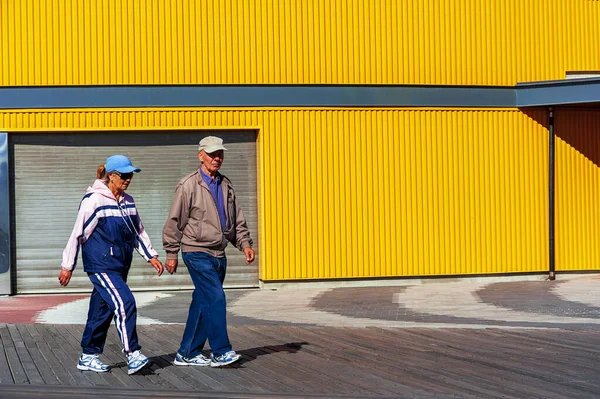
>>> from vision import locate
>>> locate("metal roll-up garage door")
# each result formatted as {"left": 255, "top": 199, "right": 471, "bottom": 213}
{"left": 10, "top": 131, "right": 259, "bottom": 294}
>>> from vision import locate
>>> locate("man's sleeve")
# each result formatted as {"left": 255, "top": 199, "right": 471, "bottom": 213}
{"left": 233, "top": 195, "right": 253, "bottom": 251}
{"left": 162, "top": 184, "right": 189, "bottom": 260}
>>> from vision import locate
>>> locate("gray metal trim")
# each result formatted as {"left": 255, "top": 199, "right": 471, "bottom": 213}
{"left": 0, "top": 80, "right": 599, "bottom": 110}
{"left": 517, "top": 76, "right": 600, "bottom": 87}
{"left": 0, "top": 85, "right": 516, "bottom": 109}
{"left": 0, "top": 133, "right": 10, "bottom": 294}
{"left": 516, "top": 78, "right": 600, "bottom": 107}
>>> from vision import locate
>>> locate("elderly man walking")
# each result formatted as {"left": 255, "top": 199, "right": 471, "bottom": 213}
{"left": 163, "top": 136, "right": 255, "bottom": 368}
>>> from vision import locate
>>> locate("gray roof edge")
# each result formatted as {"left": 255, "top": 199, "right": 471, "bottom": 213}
{"left": 517, "top": 77, "right": 600, "bottom": 88}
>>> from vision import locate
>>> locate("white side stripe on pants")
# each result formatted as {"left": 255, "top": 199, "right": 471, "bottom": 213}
{"left": 95, "top": 273, "right": 130, "bottom": 353}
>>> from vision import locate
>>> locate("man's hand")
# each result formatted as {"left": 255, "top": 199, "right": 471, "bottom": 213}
{"left": 149, "top": 257, "right": 164, "bottom": 276}
{"left": 165, "top": 259, "right": 178, "bottom": 274}
{"left": 243, "top": 247, "right": 255, "bottom": 264}
{"left": 58, "top": 269, "right": 72, "bottom": 287}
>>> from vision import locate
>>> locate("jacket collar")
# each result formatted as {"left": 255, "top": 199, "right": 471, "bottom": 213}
{"left": 196, "top": 169, "right": 230, "bottom": 191}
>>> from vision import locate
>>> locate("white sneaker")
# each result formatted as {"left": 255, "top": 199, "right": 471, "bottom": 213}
{"left": 127, "top": 350, "right": 150, "bottom": 375}
{"left": 173, "top": 352, "right": 211, "bottom": 366}
{"left": 210, "top": 350, "right": 241, "bottom": 367}
{"left": 77, "top": 353, "right": 110, "bottom": 372}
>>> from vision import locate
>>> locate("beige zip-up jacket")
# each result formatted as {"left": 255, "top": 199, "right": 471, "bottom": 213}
{"left": 162, "top": 170, "right": 253, "bottom": 260}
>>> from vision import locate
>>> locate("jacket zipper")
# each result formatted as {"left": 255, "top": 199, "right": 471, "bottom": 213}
{"left": 202, "top": 184, "right": 225, "bottom": 237}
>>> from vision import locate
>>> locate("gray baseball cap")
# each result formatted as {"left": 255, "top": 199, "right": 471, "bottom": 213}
{"left": 198, "top": 136, "right": 228, "bottom": 153}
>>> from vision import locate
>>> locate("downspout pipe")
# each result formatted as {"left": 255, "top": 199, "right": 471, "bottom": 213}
{"left": 548, "top": 108, "right": 556, "bottom": 281}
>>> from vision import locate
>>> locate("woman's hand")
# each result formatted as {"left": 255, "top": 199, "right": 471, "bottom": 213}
{"left": 149, "top": 257, "right": 164, "bottom": 276}
{"left": 58, "top": 269, "right": 72, "bottom": 286}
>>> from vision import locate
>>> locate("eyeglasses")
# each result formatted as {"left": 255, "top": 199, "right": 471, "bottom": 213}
{"left": 113, "top": 171, "right": 134, "bottom": 180}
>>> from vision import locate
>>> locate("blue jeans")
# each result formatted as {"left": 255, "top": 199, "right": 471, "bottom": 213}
{"left": 179, "top": 252, "right": 232, "bottom": 358}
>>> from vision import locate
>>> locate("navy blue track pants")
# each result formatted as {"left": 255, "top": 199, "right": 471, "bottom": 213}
{"left": 81, "top": 272, "right": 141, "bottom": 355}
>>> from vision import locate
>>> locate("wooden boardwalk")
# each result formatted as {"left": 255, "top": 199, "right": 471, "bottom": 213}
{"left": 0, "top": 323, "right": 599, "bottom": 398}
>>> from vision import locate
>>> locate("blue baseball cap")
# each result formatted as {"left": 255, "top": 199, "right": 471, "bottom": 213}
{"left": 105, "top": 155, "right": 141, "bottom": 174}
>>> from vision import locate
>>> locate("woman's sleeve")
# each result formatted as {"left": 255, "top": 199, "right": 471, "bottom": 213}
{"left": 61, "top": 195, "right": 97, "bottom": 271}
{"left": 135, "top": 213, "right": 159, "bottom": 261}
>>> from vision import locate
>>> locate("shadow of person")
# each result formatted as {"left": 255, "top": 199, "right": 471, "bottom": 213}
{"left": 235, "top": 342, "right": 309, "bottom": 367}
{"left": 153, "top": 342, "right": 309, "bottom": 369}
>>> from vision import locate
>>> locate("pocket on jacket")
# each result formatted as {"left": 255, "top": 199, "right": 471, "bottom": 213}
{"left": 189, "top": 220, "right": 205, "bottom": 242}
{"left": 111, "top": 246, "right": 123, "bottom": 260}
{"left": 101, "top": 246, "right": 123, "bottom": 260}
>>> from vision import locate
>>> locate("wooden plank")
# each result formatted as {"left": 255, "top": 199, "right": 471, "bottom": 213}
{"left": 44, "top": 325, "right": 94, "bottom": 387}
{"left": 415, "top": 329, "right": 600, "bottom": 398}
{"left": 0, "top": 325, "right": 14, "bottom": 349}
{"left": 3, "top": 347, "right": 28, "bottom": 384}
{"left": 0, "top": 383, "right": 397, "bottom": 398}
{"left": 287, "top": 326, "right": 442, "bottom": 397}
{"left": 127, "top": 325, "right": 205, "bottom": 391}
{"left": 135, "top": 324, "right": 212, "bottom": 391}
{"left": 302, "top": 326, "right": 513, "bottom": 398}
{"left": 156, "top": 323, "right": 233, "bottom": 391}
{"left": 104, "top": 323, "right": 176, "bottom": 391}
{"left": 7, "top": 324, "right": 45, "bottom": 385}
{"left": 0, "top": 325, "right": 15, "bottom": 384}
{"left": 361, "top": 327, "right": 549, "bottom": 398}
{"left": 53, "top": 325, "right": 113, "bottom": 387}
{"left": 170, "top": 329, "right": 275, "bottom": 396}
{"left": 280, "top": 326, "right": 432, "bottom": 396}
{"left": 67, "top": 323, "right": 141, "bottom": 389}
{"left": 336, "top": 327, "right": 519, "bottom": 398}
{"left": 16, "top": 324, "right": 60, "bottom": 385}
{"left": 228, "top": 325, "right": 330, "bottom": 394}
{"left": 294, "top": 326, "right": 518, "bottom": 398}
{"left": 338, "top": 328, "right": 502, "bottom": 393}
{"left": 153, "top": 324, "right": 238, "bottom": 392}
{"left": 28, "top": 325, "right": 78, "bottom": 386}
{"left": 225, "top": 326, "right": 311, "bottom": 394}
{"left": 361, "top": 328, "right": 503, "bottom": 396}
{"left": 372, "top": 328, "right": 592, "bottom": 398}
{"left": 3, "top": 322, "right": 600, "bottom": 398}
{"left": 241, "top": 325, "right": 390, "bottom": 396}
{"left": 125, "top": 325, "right": 179, "bottom": 391}
{"left": 2, "top": 325, "right": 29, "bottom": 385}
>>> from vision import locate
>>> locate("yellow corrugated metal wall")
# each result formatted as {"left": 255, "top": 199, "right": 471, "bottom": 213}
{"left": 0, "top": 108, "right": 550, "bottom": 279}
{"left": 555, "top": 109, "right": 600, "bottom": 271}
{"left": 1, "top": 0, "right": 598, "bottom": 86}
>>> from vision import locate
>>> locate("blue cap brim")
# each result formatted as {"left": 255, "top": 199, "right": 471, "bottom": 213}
{"left": 113, "top": 166, "right": 141, "bottom": 173}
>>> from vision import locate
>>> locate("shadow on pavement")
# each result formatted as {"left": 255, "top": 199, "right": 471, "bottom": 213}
{"left": 146, "top": 342, "right": 309, "bottom": 370}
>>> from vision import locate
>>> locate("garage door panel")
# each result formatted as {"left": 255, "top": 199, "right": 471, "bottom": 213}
{"left": 12, "top": 131, "right": 259, "bottom": 293}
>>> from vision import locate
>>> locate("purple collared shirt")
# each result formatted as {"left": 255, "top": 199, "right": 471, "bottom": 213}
{"left": 200, "top": 169, "right": 227, "bottom": 231}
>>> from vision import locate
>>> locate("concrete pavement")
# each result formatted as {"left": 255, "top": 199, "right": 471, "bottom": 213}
{"left": 4, "top": 273, "right": 600, "bottom": 329}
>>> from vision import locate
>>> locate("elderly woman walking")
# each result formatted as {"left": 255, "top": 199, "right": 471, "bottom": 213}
{"left": 58, "top": 155, "right": 164, "bottom": 375}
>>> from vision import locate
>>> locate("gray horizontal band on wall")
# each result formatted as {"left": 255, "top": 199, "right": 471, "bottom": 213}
{"left": 0, "top": 85, "right": 516, "bottom": 109}
{"left": 1, "top": 79, "right": 599, "bottom": 109}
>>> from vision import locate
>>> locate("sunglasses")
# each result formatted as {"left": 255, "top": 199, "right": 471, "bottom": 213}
{"left": 205, "top": 150, "right": 224, "bottom": 159}
{"left": 113, "top": 171, "right": 134, "bottom": 180}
